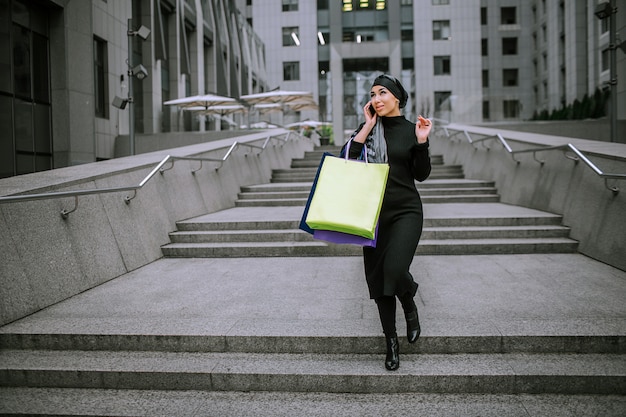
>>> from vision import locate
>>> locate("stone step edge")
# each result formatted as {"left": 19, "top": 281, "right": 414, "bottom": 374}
{"left": 2, "top": 350, "right": 624, "bottom": 394}
{"left": 1, "top": 334, "right": 623, "bottom": 354}
{"left": 162, "top": 237, "right": 578, "bottom": 248}
{"left": 3, "top": 389, "right": 624, "bottom": 417}
{"left": 176, "top": 217, "right": 566, "bottom": 231}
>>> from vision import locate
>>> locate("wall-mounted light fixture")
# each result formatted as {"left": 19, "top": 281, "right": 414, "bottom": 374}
{"left": 112, "top": 96, "right": 128, "bottom": 110}
{"left": 593, "top": 0, "right": 619, "bottom": 143}
{"left": 594, "top": 2, "right": 612, "bottom": 19}
{"left": 113, "top": 19, "right": 151, "bottom": 156}
{"left": 131, "top": 64, "right": 149, "bottom": 81}
{"left": 291, "top": 32, "right": 300, "bottom": 46}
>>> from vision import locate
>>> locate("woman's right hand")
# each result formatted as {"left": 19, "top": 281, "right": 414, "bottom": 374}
{"left": 364, "top": 102, "right": 377, "bottom": 126}
{"left": 353, "top": 102, "right": 377, "bottom": 144}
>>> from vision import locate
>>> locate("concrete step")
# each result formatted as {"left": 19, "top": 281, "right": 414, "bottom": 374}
{"left": 271, "top": 172, "right": 465, "bottom": 182}
{"left": 173, "top": 205, "right": 570, "bottom": 231}
{"left": 234, "top": 194, "right": 501, "bottom": 207}
{"left": 293, "top": 156, "right": 446, "bottom": 167}
{"left": 161, "top": 237, "right": 578, "bottom": 257}
{"left": 168, "top": 225, "right": 572, "bottom": 244}
{"left": 271, "top": 166, "right": 463, "bottom": 181}
{"left": 4, "top": 323, "right": 621, "bottom": 355}
{"left": 241, "top": 179, "right": 497, "bottom": 193}
{"left": 3, "top": 388, "right": 625, "bottom": 417}
{"left": 1, "top": 349, "right": 623, "bottom": 395}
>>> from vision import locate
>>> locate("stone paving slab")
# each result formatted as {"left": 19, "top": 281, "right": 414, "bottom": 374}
{"left": 1, "top": 254, "right": 624, "bottom": 340}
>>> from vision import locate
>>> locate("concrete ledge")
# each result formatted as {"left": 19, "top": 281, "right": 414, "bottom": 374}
{"left": 431, "top": 123, "right": 626, "bottom": 271}
{"left": 0, "top": 130, "right": 313, "bottom": 326}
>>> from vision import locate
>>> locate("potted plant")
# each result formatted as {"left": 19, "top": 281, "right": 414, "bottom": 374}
{"left": 317, "top": 124, "right": 333, "bottom": 146}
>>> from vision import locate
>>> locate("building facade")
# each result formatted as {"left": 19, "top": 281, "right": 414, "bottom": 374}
{"left": 244, "top": 0, "right": 624, "bottom": 140}
{"left": 0, "top": 0, "right": 268, "bottom": 178}
{"left": 1, "top": 0, "right": 623, "bottom": 179}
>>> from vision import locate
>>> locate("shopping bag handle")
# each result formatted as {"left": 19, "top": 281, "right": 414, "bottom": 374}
{"left": 344, "top": 139, "right": 368, "bottom": 164}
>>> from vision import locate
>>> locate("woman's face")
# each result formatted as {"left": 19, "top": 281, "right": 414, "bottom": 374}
{"left": 370, "top": 85, "right": 401, "bottom": 117}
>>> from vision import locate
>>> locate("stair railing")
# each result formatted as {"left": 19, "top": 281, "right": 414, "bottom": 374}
{"left": 437, "top": 125, "right": 626, "bottom": 195}
{"left": 0, "top": 131, "right": 302, "bottom": 218}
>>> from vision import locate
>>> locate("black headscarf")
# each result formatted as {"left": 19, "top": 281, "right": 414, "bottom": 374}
{"left": 372, "top": 74, "right": 408, "bottom": 108}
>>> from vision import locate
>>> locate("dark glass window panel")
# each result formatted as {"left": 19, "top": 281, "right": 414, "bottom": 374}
{"left": 34, "top": 102, "right": 50, "bottom": 153}
{"left": 502, "top": 37, "right": 517, "bottom": 55}
{"left": 94, "top": 37, "right": 107, "bottom": 118}
{"left": 12, "top": 0, "right": 28, "bottom": 27}
{"left": 0, "top": 95, "right": 14, "bottom": 178}
{"left": 0, "top": 0, "right": 10, "bottom": 93}
{"left": 32, "top": 32, "right": 49, "bottom": 103}
{"left": 15, "top": 152, "right": 32, "bottom": 176}
{"left": 13, "top": 24, "right": 31, "bottom": 98}
{"left": 14, "top": 98, "right": 32, "bottom": 155}
{"left": 35, "top": 154, "right": 51, "bottom": 172}
{"left": 501, "top": 7, "right": 516, "bottom": 24}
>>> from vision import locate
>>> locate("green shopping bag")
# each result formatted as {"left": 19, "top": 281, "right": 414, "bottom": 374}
{"left": 305, "top": 142, "right": 389, "bottom": 240}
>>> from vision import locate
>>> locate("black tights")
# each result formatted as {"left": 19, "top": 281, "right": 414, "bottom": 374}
{"left": 375, "top": 292, "right": 417, "bottom": 337}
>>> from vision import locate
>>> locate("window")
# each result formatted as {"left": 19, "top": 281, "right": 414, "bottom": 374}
{"left": 283, "top": 61, "right": 300, "bottom": 81}
{"left": 282, "top": 27, "right": 300, "bottom": 46}
{"left": 482, "top": 100, "right": 490, "bottom": 120}
{"left": 601, "top": 17, "right": 609, "bottom": 33}
{"left": 432, "top": 20, "right": 450, "bottom": 40}
{"left": 401, "top": 28, "right": 413, "bottom": 41}
{"left": 502, "top": 37, "right": 517, "bottom": 55}
{"left": 401, "top": 0, "right": 412, "bottom": 5}
{"left": 481, "top": 38, "right": 488, "bottom": 56}
{"left": 432, "top": 0, "right": 449, "bottom": 4}
{"left": 317, "top": 0, "right": 329, "bottom": 10}
{"left": 482, "top": 70, "right": 489, "bottom": 87}
{"left": 434, "top": 56, "right": 450, "bottom": 75}
{"left": 93, "top": 37, "right": 108, "bottom": 118}
{"left": 503, "top": 69, "right": 518, "bottom": 86}
{"left": 282, "top": 0, "right": 298, "bottom": 12}
{"left": 434, "top": 91, "right": 451, "bottom": 112}
{"left": 503, "top": 100, "right": 520, "bottom": 118}
{"left": 343, "top": 0, "right": 386, "bottom": 11}
{"left": 501, "top": 7, "right": 516, "bottom": 24}
{"left": 601, "top": 48, "right": 609, "bottom": 71}
{"left": 481, "top": 7, "right": 487, "bottom": 25}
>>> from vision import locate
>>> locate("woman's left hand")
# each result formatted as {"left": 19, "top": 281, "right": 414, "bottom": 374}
{"left": 416, "top": 115, "right": 432, "bottom": 144}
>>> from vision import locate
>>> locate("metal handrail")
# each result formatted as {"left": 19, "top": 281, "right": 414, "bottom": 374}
{"left": 438, "top": 126, "right": 626, "bottom": 195}
{"left": 0, "top": 131, "right": 300, "bottom": 217}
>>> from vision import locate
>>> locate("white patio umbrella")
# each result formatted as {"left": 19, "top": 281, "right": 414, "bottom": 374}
{"left": 285, "top": 120, "right": 330, "bottom": 129}
{"left": 240, "top": 90, "right": 314, "bottom": 106}
{"left": 163, "top": 93, "right": 238, "bottom": 109}
{"left": 183, "top": 104, "right": 247, "bottom": 116}
{"left": 253, "top": 103, "right": 283, "bottom": 115}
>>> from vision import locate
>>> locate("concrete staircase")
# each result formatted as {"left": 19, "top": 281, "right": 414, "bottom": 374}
{"left": 2, "top": 147, "right": 622, "bottom": 416}
{"left": 161, "top": 147, "right": 578, "bottom": 258}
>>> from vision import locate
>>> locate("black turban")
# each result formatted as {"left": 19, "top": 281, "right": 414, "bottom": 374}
{"left": 372, "top": 74, "right": 408, "bottom": 108}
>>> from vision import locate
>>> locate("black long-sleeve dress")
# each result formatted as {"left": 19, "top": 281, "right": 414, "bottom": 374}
{"left": 346, "top": 115, "right": 431, "bottom": 299}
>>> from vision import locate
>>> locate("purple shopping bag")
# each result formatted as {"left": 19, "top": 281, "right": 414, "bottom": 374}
{"left": 313, "top": 224, "right": 378, "bottom": 247}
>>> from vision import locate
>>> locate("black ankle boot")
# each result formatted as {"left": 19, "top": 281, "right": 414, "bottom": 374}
{"left": 405, "top": 310, "right": 421, "bottom": 344}
{"left": 384, "top": 335, "right": 400, "bottom": 371}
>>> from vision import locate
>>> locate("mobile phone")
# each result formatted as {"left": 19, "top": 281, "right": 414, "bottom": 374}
{"left": 368, "top": 103, "right": 376, "bottom": 116}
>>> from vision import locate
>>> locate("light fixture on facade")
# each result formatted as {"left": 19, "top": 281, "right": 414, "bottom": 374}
{"left": 112, "top": 96, "right": 128, "bottom": 110}
{"left": 594, "top": 2, "right": 612, "bottom": 20}
{"left": 133, "top": 25, "right": 151, "bottom": 40}
{"left": 593, "top": 0, "right": 618, "bottom": 143}
{"left": 124, "top": 20, "right": 151, "bottom": 156}
{"left": 131, "top": 64, "right": 149, "bottom": 80}
{"left": 317, "top": 31, "right": 325, "bottom": 45}
{"left": 291, "top": 32, "right": 300, "bottom": 46}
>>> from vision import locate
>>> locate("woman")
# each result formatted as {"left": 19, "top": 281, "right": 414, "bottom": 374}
{"left": 343, "top": 74, "right": 432, "bottom": 371}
